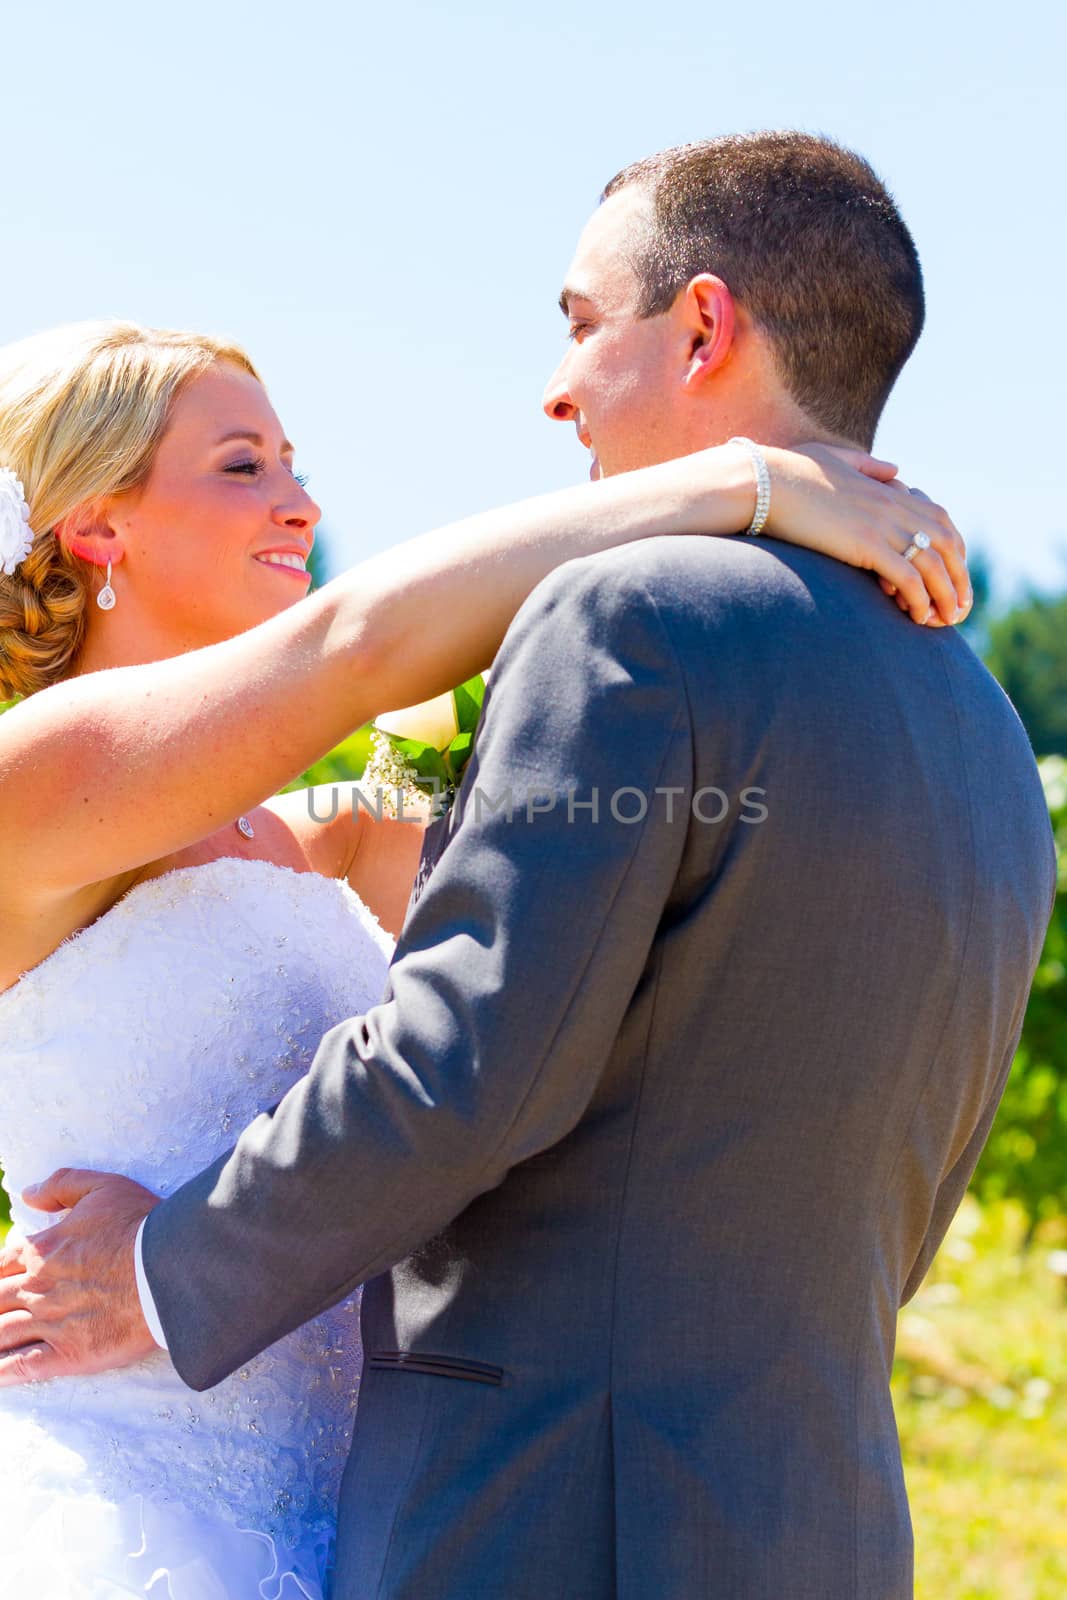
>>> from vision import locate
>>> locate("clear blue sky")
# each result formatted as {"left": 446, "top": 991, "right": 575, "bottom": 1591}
{"left": 2, "top": 0, "right": 1064, "bottom": 599}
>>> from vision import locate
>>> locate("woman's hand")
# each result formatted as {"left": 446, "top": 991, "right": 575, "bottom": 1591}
{"left": 762, "top": 442, "right": 971, "bottom": 626}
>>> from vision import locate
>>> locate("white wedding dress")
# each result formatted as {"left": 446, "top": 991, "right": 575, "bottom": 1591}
{"left": 0, "top": 856, "right": 395, "bottom": 1599}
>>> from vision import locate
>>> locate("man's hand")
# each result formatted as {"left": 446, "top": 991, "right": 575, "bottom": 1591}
{"left": 0, "top": 1169, "right": 161, "bottom": 1386}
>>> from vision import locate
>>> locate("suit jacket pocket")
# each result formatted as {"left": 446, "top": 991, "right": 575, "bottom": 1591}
{"left": 368, "top": 1350, "right": 507, "bottom": 1386}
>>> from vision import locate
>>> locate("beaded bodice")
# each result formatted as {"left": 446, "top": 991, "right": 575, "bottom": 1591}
{"left": 0, "top": 856, "right": 393, "bottom": 1551}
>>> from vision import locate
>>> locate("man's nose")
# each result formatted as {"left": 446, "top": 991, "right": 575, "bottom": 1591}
{"left": 542, "top": 362, "right": 577, "bottom": 423}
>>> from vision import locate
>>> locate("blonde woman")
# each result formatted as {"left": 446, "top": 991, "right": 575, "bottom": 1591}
{"left": 0, "top": 322, "right": 966, "bottom": 1596}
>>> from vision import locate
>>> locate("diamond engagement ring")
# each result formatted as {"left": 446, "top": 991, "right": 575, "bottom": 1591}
{"left": 903, "top": 531, "right": 931, "bottom": 563}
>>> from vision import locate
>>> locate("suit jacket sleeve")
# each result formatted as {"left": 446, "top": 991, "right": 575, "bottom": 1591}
{"left": 143, "top": 554, "right": 694, "bottom": 1390}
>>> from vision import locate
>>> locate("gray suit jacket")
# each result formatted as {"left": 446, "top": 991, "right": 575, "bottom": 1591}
{"left": 144, "top": 536, "right": 1056, "bottom": 1599}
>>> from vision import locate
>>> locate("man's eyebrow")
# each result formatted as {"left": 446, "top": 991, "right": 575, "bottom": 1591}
{"left": 215, "top": 429, "right": 296, "bottom": 454}
{"left": 558, "top": 285, "right": 594, "bottom": 315}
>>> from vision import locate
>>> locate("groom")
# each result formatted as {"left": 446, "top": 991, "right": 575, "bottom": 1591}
{"left": 1, "top": 134, "right": 1056, "bottom": 1597}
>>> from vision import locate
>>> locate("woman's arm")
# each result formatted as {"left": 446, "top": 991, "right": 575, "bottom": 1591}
{"left": 0, "top": 440, "right": 966, "bottom": 899}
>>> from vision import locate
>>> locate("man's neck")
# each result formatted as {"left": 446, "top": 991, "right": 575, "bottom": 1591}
{"left": 708, "top": 414, "right": 859, "bottom": 456}
{"left": 696, "top": 385, "right": 863, "bottom": 455}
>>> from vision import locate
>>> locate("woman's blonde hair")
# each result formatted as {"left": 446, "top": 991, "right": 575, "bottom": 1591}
{"left": 0, "top": 320, "right": 260, "bottom": 701}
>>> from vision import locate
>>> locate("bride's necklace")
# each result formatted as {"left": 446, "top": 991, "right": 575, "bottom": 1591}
{"left": 236, "top": 816, "right": 255, "bottom": 839}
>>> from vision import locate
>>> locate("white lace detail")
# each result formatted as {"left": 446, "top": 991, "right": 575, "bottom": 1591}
{"left": 0, "top": 856, "right": 394, "bottom": 1596}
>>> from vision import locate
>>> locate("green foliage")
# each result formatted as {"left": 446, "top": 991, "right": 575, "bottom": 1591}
{"left": 984, "top": 591, "right": 1067, "bottom": 758}
{"left": 452, "top": 675, "right": 486, "bottom": 733}
{"left": 387, "top": 674, "right": 485, "bottom": 798}
{"left": 956, "top": 547, "right": 996, "bottom": 656}
{"left": 306, "top": 526, "right": 333, "bottom": 594}
{"left": 392, "top": 733, "right": 451, "bottom": 791}
{"left": 973, "top": 759, "right": 1067, "bottom": 1224}
{"left": 895, "top": 1198, "right": 1067, "bottom": 1598}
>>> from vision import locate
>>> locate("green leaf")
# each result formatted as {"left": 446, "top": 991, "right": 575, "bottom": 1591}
{"left": 453, "top": 675, "right": 486, "bottom": 734}
{"left": 406, "top": 744, "right": 450, "bottom": 785}
{"left": 393, "top": 735, "right": 433, "bottom": 761}
{"left": 972, "top": 756, "right": 1067, "bottom": 1223}
{"left": 442, "top": 729, "right": 476, "bottom": 789}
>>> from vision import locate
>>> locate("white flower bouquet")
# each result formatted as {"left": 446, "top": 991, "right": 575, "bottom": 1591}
{"left": 363, "top": 675, "right": 486, "bottom": 817}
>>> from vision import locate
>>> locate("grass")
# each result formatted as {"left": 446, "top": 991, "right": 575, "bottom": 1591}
{"left": 2, "top": 1197, "right": 1065, "bottom": 1594}
{"left": 895, "top": 1198, "right": 1067, "bottom": 1597}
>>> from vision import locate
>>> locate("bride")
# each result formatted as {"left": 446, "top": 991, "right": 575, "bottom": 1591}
{"left": 0, "top": 320, "right": 967, "bottom": 1597}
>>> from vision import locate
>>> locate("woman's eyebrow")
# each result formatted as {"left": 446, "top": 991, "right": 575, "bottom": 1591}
{"left": 214, "top": 429, "right": 295, "bottom": 454}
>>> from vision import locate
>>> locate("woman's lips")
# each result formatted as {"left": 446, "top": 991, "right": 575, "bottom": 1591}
{"left": 253, "top": 555, "right": 312, "bottom": 583}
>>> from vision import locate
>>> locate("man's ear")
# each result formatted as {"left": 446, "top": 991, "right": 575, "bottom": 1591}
{"left": 680, "top": 274, "right": 737, "bottom": 391}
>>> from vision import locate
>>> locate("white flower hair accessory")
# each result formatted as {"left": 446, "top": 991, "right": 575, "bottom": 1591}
{"left": 0, "top": 468, "right": 36, "bottom": 577}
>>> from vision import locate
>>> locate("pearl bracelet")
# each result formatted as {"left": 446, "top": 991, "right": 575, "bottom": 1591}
{"left": 728, "top": 436, "right": 772, "bottom": 536}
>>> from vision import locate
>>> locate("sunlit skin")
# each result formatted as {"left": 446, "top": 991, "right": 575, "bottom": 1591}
{"left": 542, "top": 185, "right": 848, "bottom": 480}
{"left": 65, "top": 363, "right": 322, "bottom": 676}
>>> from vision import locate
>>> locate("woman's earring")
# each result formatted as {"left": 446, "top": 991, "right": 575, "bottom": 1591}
{"left": 96, "top": 559, "right": 117, "bottom": 611}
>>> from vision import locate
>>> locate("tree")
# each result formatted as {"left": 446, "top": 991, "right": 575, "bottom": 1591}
{"left": 956, "top": 548, "right": 995, "bottom": 657}
{"left": 306, "top": 524, "right": 333, "bottom": 593}
{"left": 984, "top": 591, "right": 1067, "bottom": 758}
{"left": 971, "top": 758, "right": 1067, "bottom": 1227}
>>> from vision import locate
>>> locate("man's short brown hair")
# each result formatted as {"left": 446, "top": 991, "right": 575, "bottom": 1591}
{"left": 603, "top": 132, "right": 924, "bottom": 448}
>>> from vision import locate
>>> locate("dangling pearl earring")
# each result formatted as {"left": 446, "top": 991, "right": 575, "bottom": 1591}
{"left": 96, "top": 559, "right": 117, "bottom": 611}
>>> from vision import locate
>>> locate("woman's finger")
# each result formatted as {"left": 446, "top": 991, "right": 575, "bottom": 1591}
{"left": 859, "top": 510, "right": 949, "bottom": 623}
{"left": 854, "top": 453, "right": 899, "bottom": 483}
{"left": 890, "top": 482, "right": 971, "bottom": 616}
{"left": 815, "top": 442, "right": 899, "bottom": 482}
{"left": 913, "top": 541, "right": 959, "bottom": 624}
{"left": 906, "top": 485, "right": 970, "bottom": 608}
{"left": 880, "top": 552, "right": 935, "bottom": 624}
{"left": 784, "top": 444, "right": 971, "bottom": 626}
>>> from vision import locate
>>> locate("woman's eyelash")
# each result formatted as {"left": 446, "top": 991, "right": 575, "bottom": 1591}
{"left": 224, "top": 458, "right": 309, "bottom": 488}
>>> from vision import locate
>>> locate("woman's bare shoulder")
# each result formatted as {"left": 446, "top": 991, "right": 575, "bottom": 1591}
{"left": 265, "top": 784, "right": 428, "bottom": 938}
{"left": 261, "top": 785, "right": 360, "bottom": 880}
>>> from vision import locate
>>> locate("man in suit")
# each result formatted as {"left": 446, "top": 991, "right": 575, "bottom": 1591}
{"left": 2, "top": 133, "right": 1057, "bottom": 1597}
